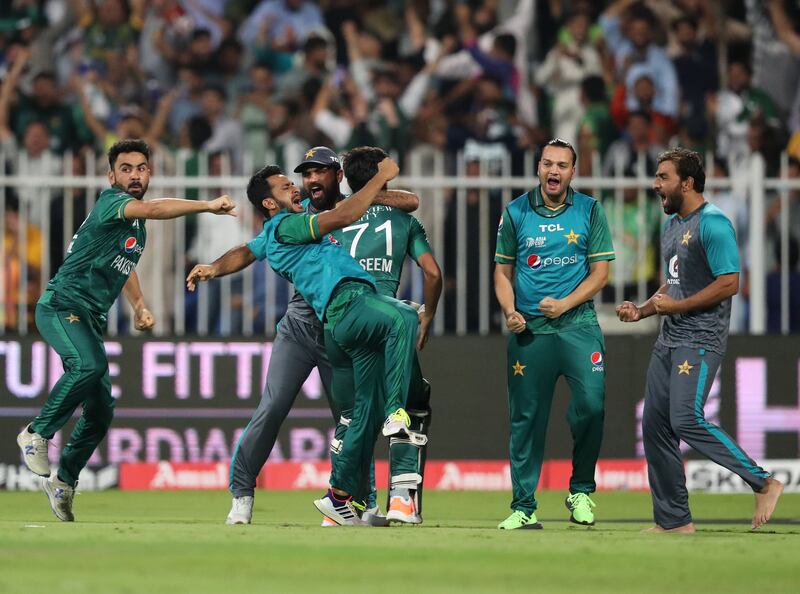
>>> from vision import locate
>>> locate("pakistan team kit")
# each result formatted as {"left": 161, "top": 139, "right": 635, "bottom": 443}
{"left": 644, "top": 203, "right": 770, "bottom": 528}
{"left": 494, "top": 187, "right": 615, "bottom": 528}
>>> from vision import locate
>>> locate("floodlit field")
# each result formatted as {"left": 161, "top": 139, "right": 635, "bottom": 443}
{"left": 1, "top": 490, "right": 798, "bottom": 594}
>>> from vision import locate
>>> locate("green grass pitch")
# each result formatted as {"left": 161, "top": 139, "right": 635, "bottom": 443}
{"left": 1, "top": 489, "right": 798, "bottom": 593}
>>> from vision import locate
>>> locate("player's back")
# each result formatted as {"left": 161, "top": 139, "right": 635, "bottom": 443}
{"left": 332, "top": 204, "right": 431, "bottom": 298}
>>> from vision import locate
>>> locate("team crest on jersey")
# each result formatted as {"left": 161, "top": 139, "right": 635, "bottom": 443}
{"left": 591, "top": 351, "right": 604, "bottom": 372}
{"left": 123, "top": 237, "right": 137, "bottom": 253}
{"left": 327, "top": 234, "right": 340, "bottom": 246}
{"left": 498, "top": 215, "right": 504, "bottom": 231}
{"left": 527, "top": 254, "right": 542, "bottom": 269}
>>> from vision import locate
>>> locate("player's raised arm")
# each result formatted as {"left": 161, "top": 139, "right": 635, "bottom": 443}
{"left": 187, "top": 244, "right": 257, "bottom": 291}
{"left": 374, "top": 189, "right": 419, "bottom": 213}
{"left": 316, "top": 157, "right": 399, "bottom": 235}
{"left": 124, "top": 194, "right": 236, "bottom": 220}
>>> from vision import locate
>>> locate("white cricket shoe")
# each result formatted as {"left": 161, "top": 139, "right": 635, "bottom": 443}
{"left": 387, "top": 494, "right": 422, "bottom": 525}
{"left": 362, "top": 506, "right": 389, "bottom": 527}
{"left": 313, "top": 491, "right": 364, "bottom": 526}
{"left": 17, "top": 425, "right": 50, "bottom": 477}
{"left": 382, "top": 408, "right": 411, "bottom": 438}
{"left": 42, "top": 475, "right": 75, "bottom": 522}
{"left": 226, "top": 496, "right": 254, "bottom": 525}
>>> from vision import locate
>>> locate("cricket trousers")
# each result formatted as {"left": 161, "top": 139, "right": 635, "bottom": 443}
{"left": 229, "top": 314, "right": 334, "bottom": 497}
{"left": 326, "top": 292, "right": 418, "bottom": 498}
{"left": 643, "top": 342, "right": 770, "bottom": 529}
{"left": 31, "top": 291, "right": 113, "bottom": 487}
{"left": 507, "top": 325, "right": 606, "bottom": 515}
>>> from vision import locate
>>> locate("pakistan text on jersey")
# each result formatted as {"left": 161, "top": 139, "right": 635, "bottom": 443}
{"left": 359, "top": 257, "right": 392, "bottom": 273}
{"left": 110, "top": 255, "right": 138, "bottom": 275}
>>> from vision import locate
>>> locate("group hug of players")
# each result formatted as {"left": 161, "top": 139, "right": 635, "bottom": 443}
{"left": 16, "top": 138, "right": 783, "bottom": 532}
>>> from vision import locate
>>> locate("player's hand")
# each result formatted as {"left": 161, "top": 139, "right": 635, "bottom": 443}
{"left": 653, "top": 293, "right": 683, "bottom": 315}
{"left": 186, "top": 264, "right": 216, "bottom": 291}
{"left": 377, "top": 157, "right": 399, "bottom": 182}
{"left": 134, "top": 307, "right": 155, "bottom": 331}
{"left": 505, "top": 311, "right": 526, "bottom": 334}
{"left": 615, "top": 301, "right": 641, "bottom": 322}
{"left": 539, "top": 296, "right": 567, "bottom": 319}
{"left": 208, "top": 195, "right": 237, "bottom": 216}
{"left": 417, "top": 311, "right": 433, "bottom": 350}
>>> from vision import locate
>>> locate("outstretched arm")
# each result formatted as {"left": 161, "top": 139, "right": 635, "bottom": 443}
{"left": 122, "top": 271, "right": 155, "bottom": 330}
{"left": 124, "top": 195, "right": 236, "bottom": 220}
{"left": 316, "top": 158, "right": 399, "bottom": 235}
{"left": 186, "top": 244, "right": 257, "bottom": 291}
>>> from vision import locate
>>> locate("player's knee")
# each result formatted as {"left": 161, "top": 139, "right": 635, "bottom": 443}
{"left": 80, "top": 359, "right": 108, "bottom": 382}
{"left": 669, "top": 415, "right": 696, "bottom": 439}
{"left": 581, "top": 397, "right": 605, "bottom": 420}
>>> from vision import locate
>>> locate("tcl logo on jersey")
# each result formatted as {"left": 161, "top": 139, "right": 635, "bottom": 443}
{"left": 497, "top": 215, "right": 504, "bottom": 231}
{"left": 121, "top": 236, "right": 144, "bottom": 255}
{"left": 526, "top": 253, "right": 578, "bottom": 270}
{"left": 327, "top": 234, "right": 340, "bottom": 246}
{"left": 668, "top": 255, "right": 680, "bottom": 285}
{"left": 591, "top": 351, "right": 604, "bottom": 373}
{"left": 538, "top": 223, "right": 564, "bottom": 232}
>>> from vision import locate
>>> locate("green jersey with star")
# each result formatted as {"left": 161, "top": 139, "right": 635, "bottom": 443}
{"left": 331, "top": 204, "right": 432, "bottom": 297}
{"left": 46, "top": 187, "right": 147, "bottom": 315}
{"left": 494, "top": 186, "right": 614, "bottom": 333}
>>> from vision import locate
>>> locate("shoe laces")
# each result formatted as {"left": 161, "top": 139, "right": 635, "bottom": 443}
{"left": 388, "top": 408, "right": 410, "bottom": 426}
{"left": 567, "top": 493, "right": 596, "bottom": 509}
{"left": 233, "top": 496, "right": 252, "bottom": 511}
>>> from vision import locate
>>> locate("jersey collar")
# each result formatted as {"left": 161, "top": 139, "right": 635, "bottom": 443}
{"left": 529, "top": 186, "right": 574, "bottom": 215}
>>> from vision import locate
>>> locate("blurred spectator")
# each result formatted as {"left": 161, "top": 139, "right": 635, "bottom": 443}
{"left": 276, "top": 34, "right": 330, "bottom": 98}
{"left": 235, "top": 63, "right": 275, "bottom": 167}
{"left": 709, "top": 60, "right": 781, "bottom": 167}
{"left": 1, "top": 193, "right": 42, "bottom": 331}
{"left": 199, "top": 83, "right": 244, "bottom": 172}
{"left": 168, "top": 65, "right": 205, "bottom": 135}
{"left": 535, "top": 8, "right": 602, "bottom": 144}
{"left": 239, "top": 0, "right": 324, "bottom": 50}
{"left": 77, "top": 0, "right": 143, "bottom": 64}
{"left": 601, "top": 0, "right": 679, "bottom": 120}
{"left": 766, "top": 237, "right": 800, "bottom": 333}
{"left": 610, "top": 72, "right": 676, "bottom": 144}
{"left": 671, "top": 15, "right": 718, "bottom": 141}
{"left": 0, "top": 47, "right": 82, "bottom": 153}
{"left": 576, "top": 75, "right": 617, "bottom": 165}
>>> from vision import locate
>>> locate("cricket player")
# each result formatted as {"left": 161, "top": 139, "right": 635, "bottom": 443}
{"left": 241, "top": 160, "right": 418, "bottom": 525}
{"left": 329, "top": 146, "right": 442, "bottom": 524}
{"left": 494, "top": 138, "right": 615, "bottom": 529}
{"left": 186, "top": 147, "right": 418, "bottom": 525}
{"left": 16, "top": 139, "right": 236, "bottom": 521}
{"left": 616, "top": 147, "right": 783, "bottom": 532}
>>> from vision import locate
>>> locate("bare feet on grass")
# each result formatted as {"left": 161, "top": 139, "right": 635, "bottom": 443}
{"left": 752, "top": 477, "right": 783, "bottom": 530}
{"left": 642, "top": 523, "right": 696, "bottom": 534}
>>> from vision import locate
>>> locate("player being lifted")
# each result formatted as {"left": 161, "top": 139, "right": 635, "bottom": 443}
{"left": 16, "top": 139, "right": 236, "bottom": 521}
{"left": 331, "top": 146, "right": 442, "bottom": 524}
{"left": 186, "top": 147, "right": 419, "bottom": 524}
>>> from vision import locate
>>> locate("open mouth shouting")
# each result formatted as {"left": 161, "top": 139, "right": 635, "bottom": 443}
{"left": 290, "top": 190, "right": 303, "bottom": 210}
{"left": 308, "top": 183, "right": 325, "bottom": 202}
{"left": 545, "top": 174, "right": 560, "bottom": 193}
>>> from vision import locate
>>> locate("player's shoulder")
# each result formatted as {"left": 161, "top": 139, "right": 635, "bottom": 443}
{"left": 701, "top": 202, "right": 731, "bottom": 223}
{"left": 571, "top": 189, "right": 599, "bottom": 206}
{"left": 98, "top": 187, "right": 133, "bottom": 202}
{"left": 699, "top": 202, "right": 735, "bottom": 237}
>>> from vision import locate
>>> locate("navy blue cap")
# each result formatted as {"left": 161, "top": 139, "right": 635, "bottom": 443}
{"left": 293, "top": 146, "right": 341, "bottom": 172}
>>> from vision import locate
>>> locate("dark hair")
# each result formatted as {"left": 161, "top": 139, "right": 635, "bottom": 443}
{"left": 187, "top": 115, "right": 212, "bottom": 148}
{"left": 191, "top": 28, "right": 212, "bottom": 41}
{"left": 493, "top": 33, "right": 517, "bottom": 58}
{"left": 543, "top": 138, "right": 577, "bottom": 165}
{"left": 342, "top": 146, "right": 388, "bottom": 192}
{"left": 628, "top": 109, "right": 652, "bottom": 124}
{"left": 32, "top": 71, "right": 57, "bottom": 84}
{"left": 672, "top": 15, "right": 698, "bottom": 31}
{"left": 657, "top": 147, "right": 706, "bottom": 192}
{"left": 247, "top": 165, "right": 284, "bottom": 218}
{"left": 581, "top": 75, "right": 606, "bottom": 103}
{"left": 108, "top": 139, "right": 150, "bottom": 169}
{"left": 304, "top": 35, "right": 327, "bottom": 54}
{"left": 202, "top": 83, "right": 227, "bottom": 101}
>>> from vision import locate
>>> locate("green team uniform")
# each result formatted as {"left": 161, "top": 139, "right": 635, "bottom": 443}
{"left": 247, "top": 211, "right": 418, "bottom": 498}
{"left": 328, "top": 205, "right": 433, "bottom": 507}
{"left": 32, "top": 188, "right": 146, "bottom": 486}
{"left": 494, "top": 187, "right": 615, "bottom": 515}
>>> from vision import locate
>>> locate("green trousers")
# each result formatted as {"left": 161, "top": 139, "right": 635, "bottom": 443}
{"left": 325, "top": 291, "right": 418, "bottom": 497}
{"left": 507, "top": 325, "right": 606, "bottom": 514}
{"left": 31, "top": 291, "right": 114, "bottom": 487}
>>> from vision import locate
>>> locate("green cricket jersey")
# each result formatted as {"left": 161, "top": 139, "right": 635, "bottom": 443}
{"left": 494, "top": 186, "right": 614, "bottom": 333}
{"left": 331, "top": 205, "right": 432, "bottom": 297}
{"left": 46, "top": 187, "right": 146, "bottom": 315}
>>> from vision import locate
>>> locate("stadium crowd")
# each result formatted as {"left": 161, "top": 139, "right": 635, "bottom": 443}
{"left": 2, "top": 0, "right": 800, "bottom": 333}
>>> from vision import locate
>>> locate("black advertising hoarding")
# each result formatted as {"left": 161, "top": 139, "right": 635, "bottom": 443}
{"left": 1, "top": 335, "right": 799, "bottom": 468}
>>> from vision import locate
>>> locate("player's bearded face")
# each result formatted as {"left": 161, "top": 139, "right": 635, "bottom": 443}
{"left": 653, "top": 162, "right": 683, "bottom": 215}
{"left": 302, "top": 166, "right": 339, "bottom": 209}
{"left": 268, "top": 174, "right": 303, "bottom": 212}
{"left": 111, "top": 152, "right": 150, "bottom": 199}
{"left": 538, "top": 147, "right": 574, "bottom": 201}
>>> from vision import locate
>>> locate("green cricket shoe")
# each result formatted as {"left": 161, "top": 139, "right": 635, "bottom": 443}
{"left": 565, "top": 492, "right": 596, "bottom": 526}
{"left": 497, "top": 510, "right": 543, "bottom": 530}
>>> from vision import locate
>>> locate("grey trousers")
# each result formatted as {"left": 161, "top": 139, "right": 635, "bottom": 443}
{"left": 643, "top": 342, "right": 770, "bottom": 529}
{"left": 229, "top": 315, "right": 334, "bottom": 497}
